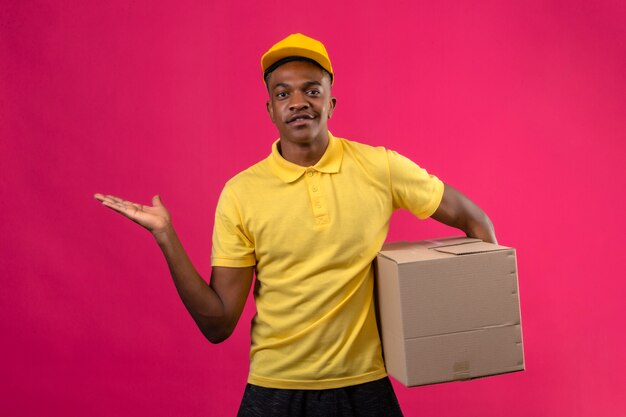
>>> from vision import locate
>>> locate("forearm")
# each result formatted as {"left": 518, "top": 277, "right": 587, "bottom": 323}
{"left": 152, "top": 226, "right": 231, "bottom": 341}
{"left": 94, "top": 193, "right": 246, "bottom": 342}
{"left": 432, "top": 184, "right": 498, "bottom": 244}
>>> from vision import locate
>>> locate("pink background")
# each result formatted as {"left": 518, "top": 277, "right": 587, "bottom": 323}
{"left": 2, "top": 1, "right": 625, "bottom": 416}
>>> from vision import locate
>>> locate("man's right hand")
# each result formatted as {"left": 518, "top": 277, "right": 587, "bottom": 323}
{"left": 94, "top": 193, "right": 171, "bottom": 236}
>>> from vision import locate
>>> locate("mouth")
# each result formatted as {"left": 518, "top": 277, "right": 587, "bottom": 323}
{"left": 286, "top": 113, "right": 316, "bottom": 124}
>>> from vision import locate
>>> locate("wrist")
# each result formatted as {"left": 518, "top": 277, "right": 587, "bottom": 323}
{"left": 152, "top": 223, "right": 176, "bottom": 245}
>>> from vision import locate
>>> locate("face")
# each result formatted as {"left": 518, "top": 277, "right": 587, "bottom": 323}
{"left": 266, "top": 60, "right": 336, "bottom": 146}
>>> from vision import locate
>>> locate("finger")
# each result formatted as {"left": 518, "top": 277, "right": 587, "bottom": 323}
{"left": 109, "top": 196, "right": 140, "bottom": 209}
{"left": 97, "top": 194, "right": 125, "bottom": 208}
{"left": 152, "top": 195, "right": 162, "bottom": 207}
{"left": 100, "top": 199, "right": 128, "bottom": 214}
{"left": 102, "top": 199, "right": 142, "bottom": 217}
{"left": 95, "top": 195, "right": 119, "bottom": 206}
{"left": 106, "top": 195, "right": 126, "bottom": 204}
{"left": 94, "top": 193, "right": 119, "bottom": 204}
{"left": 96, "top": 194, "right": 109, "bottom": 204}
{"left": 96, "top": 194, "right": 124, "bottom": 205}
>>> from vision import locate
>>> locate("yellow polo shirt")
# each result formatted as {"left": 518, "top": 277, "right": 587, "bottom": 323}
{"left": 211, "top": 133, "right": 444, "bottom": 389}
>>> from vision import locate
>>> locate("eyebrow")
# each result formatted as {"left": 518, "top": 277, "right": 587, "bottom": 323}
{"left": 272, "top": 82, "right": 290, "bottom": 90}
{"left": 271, "top": 80, "right": 324, "bottom": 91}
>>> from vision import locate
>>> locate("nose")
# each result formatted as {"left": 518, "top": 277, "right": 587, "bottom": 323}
{"left": 288, "top": 90, "right": 309, "bottom": 111}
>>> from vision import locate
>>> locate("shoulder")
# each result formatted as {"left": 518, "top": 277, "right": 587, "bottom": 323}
{"left": 335, "top": 135, "right": 389, "bottom": 162}
{"left": 223, "top": 156, "right": 273, "bottom": 191}
{"left": 336, "top": 135, "right": 385, "bottom": 153}
{"left": 216, "top": 157, "right": 273, "bottom": 209}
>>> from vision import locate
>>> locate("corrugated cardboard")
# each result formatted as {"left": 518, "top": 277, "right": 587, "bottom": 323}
{"left": 375, "top": 237, "right": 524, "bottom": 387}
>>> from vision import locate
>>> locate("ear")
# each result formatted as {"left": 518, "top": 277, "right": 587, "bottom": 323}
{"left": 328, "top": 96, "right": 337, "bottom": 119}
{"left": 266, "top": 100, "right": 276, "bottom": 123}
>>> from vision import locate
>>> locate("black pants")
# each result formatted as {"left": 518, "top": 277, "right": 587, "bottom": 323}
{"left": 237, "top": 376, "right": 404, "bottom": 417}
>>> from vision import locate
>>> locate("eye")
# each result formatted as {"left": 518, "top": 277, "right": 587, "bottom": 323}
{"left": 276, "top": 91, "right": 288, "bottom": 99}
{"left": 306, "top": 89, "right": 320, "bottom": 96}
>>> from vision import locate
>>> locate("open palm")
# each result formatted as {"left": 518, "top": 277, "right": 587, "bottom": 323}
{"left": 94, "top": 193, "right": 171, "bottom": 234}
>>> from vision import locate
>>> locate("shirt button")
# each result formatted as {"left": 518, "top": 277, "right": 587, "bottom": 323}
{"left": 307, "top": 170, "right": 314, "bottom": 177}
{"left": 312, "top": 186, "right": 318, "bottom": 192}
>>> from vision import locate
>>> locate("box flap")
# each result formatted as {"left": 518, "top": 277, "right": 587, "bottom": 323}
{"left": 434, "top": 241, "right": 511, "bottom": 255}
{"left": 378, "top": 248, "right": 436, "bottom": 264}
{"left": 423, "top": 236, "right": 482, "bottom": 248}
{"left": 379, "top": 241, "right": 435, "bottom": 264}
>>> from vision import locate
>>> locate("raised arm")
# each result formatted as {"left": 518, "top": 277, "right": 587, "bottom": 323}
{"left": 94, "top": 194, "right": 253, "bottom": 343}
{"left": 430, "top": 183, "right": 497, "bottom": 244}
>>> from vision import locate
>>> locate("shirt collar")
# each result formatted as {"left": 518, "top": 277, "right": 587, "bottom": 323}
{"left": 269, "top": 132, "right": 344, "bottom": 183}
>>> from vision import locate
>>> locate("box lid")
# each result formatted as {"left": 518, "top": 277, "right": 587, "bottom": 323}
{"left": 379, "top": 237, "right": 510, "bottom": 264}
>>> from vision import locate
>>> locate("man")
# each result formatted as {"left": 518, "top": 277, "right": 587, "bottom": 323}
{"left": 95, "top": 33, "right": 496, "bottom": 416}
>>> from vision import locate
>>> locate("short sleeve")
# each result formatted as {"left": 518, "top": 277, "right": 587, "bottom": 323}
{"left": 387, "top": 149, "right": 445, "bottom": 219}
{"left": 210, "top": 185, "right": 257, "bottom": 268}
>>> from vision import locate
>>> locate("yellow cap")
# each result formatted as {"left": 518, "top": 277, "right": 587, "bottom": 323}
{"left": 261, "top": 33, "right": 334, "bottom": 84}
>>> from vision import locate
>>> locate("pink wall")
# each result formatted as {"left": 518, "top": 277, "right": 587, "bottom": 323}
{"left": 2, "top": 1, "right": 625, "bottom": 416}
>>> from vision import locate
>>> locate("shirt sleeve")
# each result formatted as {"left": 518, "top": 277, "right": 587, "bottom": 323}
{"left": 386, "top": 149, "right": 445, "bottom": 219}
{"left": 210, "top": 185, "right": 257, "bottom": 268}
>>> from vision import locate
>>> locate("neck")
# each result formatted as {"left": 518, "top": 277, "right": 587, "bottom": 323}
{"left": 278, "top": 133, "right": 329, "bottom": 167}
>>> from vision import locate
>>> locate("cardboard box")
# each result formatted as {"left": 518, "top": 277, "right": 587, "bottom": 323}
{"left": 375, "top": 237, "right": 524, "bottom": 387}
